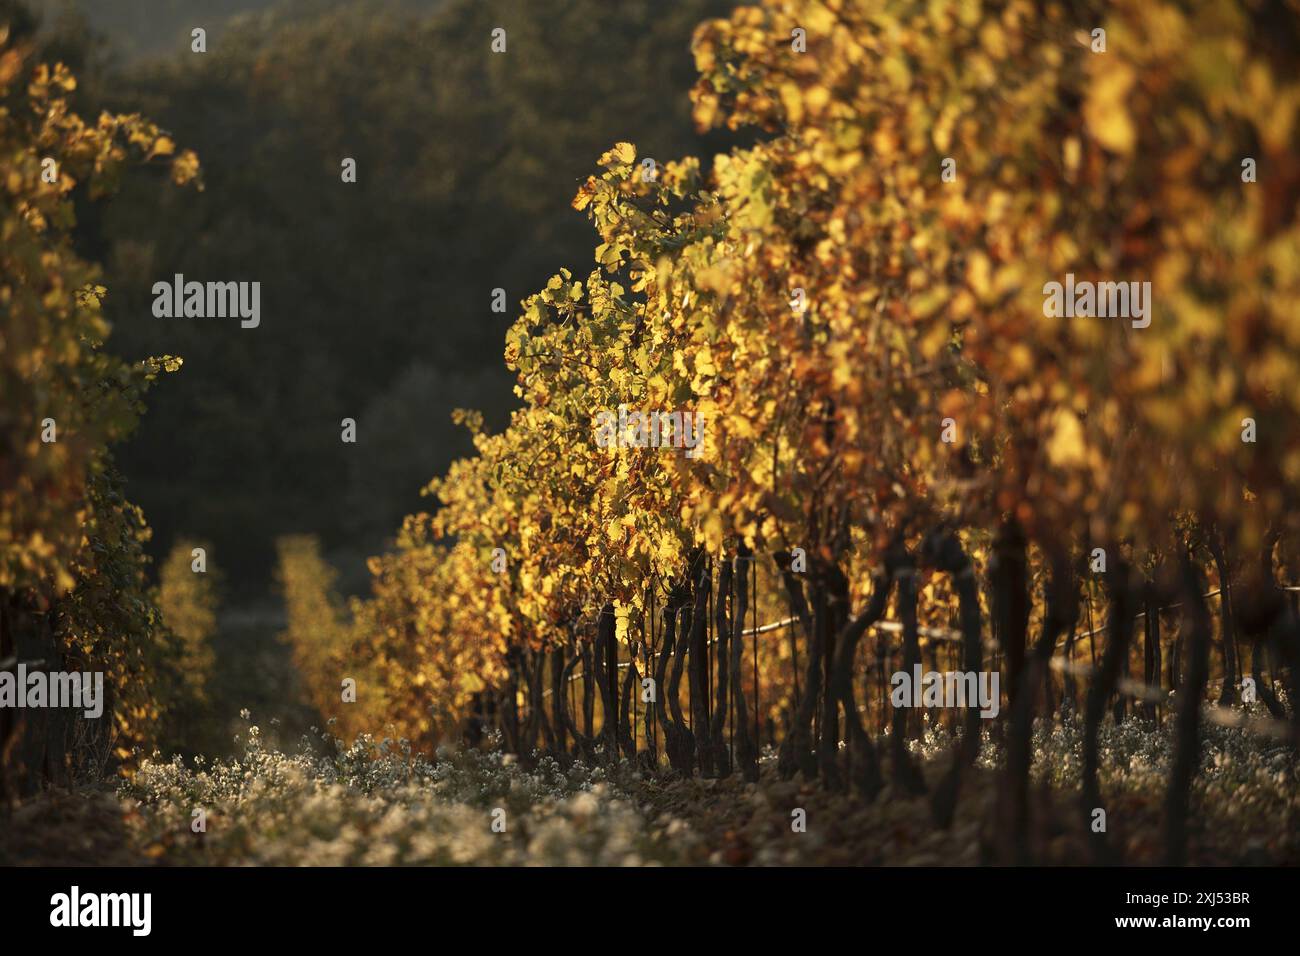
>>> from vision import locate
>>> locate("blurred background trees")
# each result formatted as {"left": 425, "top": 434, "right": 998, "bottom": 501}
{"left": 29, "top": 0, "right": 742, "bottom": 597}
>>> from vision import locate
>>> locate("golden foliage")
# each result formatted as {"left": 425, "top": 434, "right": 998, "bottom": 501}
{"left": 355, "top": 0, "right": 1300, "bottom": 738}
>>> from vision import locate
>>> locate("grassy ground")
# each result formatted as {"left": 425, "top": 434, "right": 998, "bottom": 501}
{"left": 3, "top": 708, "right": 1295, "bottom": 866}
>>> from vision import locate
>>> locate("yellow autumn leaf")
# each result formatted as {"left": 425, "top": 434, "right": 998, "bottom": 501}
{"left": 1084, "top": 62, "right": 1137, "bottom": 155}
{"left": 600, "top": 141, "right": 636, "bottom": 167}
{"left": 695, "top": 344, "right": 717, "bottom": 377}
{"left": 780, "top": 82, "right": 804, "bottom": 124}
{"left": 1046, "top": 410, "right": 1087, "bottom": 468}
